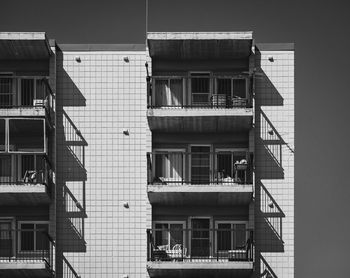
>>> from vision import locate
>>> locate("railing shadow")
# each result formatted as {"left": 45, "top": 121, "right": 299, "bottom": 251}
{"left": 258, "top": 254, "right": 278, "bottom": 278}
{"left": 254, "top": 49, "right": 284, "bottom": 107}
{"left": 55, "top": 50, "right": 87, "bottom": 278}
{"left": 62, "top": 256, "right": 81, "bottom": 278}
{"left": 255, "top": 109, "right": 285, "bottom": 179}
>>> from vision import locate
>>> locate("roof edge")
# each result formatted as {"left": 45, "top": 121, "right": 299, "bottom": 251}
{"left": 256, "top": 43, "right": 295, "bottom": 51}
{"left": 147, "top": 32, "right": 253, "bottom": 40}
{"left": 57, "top": 44, "right": 146, "bottom": 51}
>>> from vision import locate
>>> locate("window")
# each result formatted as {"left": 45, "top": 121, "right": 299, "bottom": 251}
{"left": 0, "top": 221, "right": 13, "bottom": 257}
{"left": 0, "top": 119, "right": 5, "bottom": 152}
{"left": 216, "top": 222, "right": 247, "bottom": 252}
{"left": 9, "top": 119, "right": 45, "bottom": 152}
{"left": 0, "top": 155, "right": 12, "bottom": 183}
{"left": 191, "top": 73, "right": 211, "bottom": 106}
{"left": 154, "top": 222, "right": 185, "bottom": 250}
{"left": 21, "top": 154, "right": 45, "bottom": 183}
{"left": 154, "top": 151, "right": 184, "bottom": 183}
{"left": 216, "top": 77, "right": 247, "bottom": 107}
{"left": 0, "top": 77, "right": 13, "bottom": 107}
{"left": 216, "top": 150, "right": 248, "bottom": 183}
{"left": 154, "top": 78, "right": 183, "bottom": 107}
{"left": 19, "top": 222, "right": 49, "bottom": 252}
{"left": 20, "top": 79, "right": 35, "bottom": 106}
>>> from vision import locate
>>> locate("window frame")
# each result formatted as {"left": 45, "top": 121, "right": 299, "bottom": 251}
{"left": 152, "top": 220, "right": 186, "bottom": 250}
{"left": 17, "top": 221, "right": 49, "bottom": 253}
{"left": 214, "top": 220, "right": 248, "bottom": 253}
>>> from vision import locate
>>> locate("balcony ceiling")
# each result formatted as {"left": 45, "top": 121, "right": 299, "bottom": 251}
{"left": 147, "top": 32, "right": 253, "bottom": 60}
{"left": 0, "top": 32, "right": 52, "bottom": 60}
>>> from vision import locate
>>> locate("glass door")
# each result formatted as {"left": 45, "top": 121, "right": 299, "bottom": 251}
{"left": 191, "top": 218, "right": 210, "bottom": 257}
{"left": 191, "top": 146, "right": 210, "bottom": 184}
{"left": 154, "top": 222, "right": 184, "bottom": 250}
{"left": 20, "top": 79, "right": 34, "bottom": 106}
{"left": 0, "top": 222, "right": 13, "bottom": 257}
{"left": 191, "top": 73, "right": 210, "bottom": 106}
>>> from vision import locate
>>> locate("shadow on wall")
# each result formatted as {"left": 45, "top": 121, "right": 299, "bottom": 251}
{"left": 255, "top": 109, "right": 285, "bottom": 180}
{"left": 253, "top": 50, "right": 290, "bottom": 278}
{"left": 254, "top": 50, "right": 284, "bottom": 107}
{"left": 55, "top": 50, "right": 87, "bottom": 278}
{"left": 63, "top": 256, "right": 81, "bottom": 278}
{"left": 259, "top": 254, "right": 279, "bottom": 278}
{"left": 255, "top": 181, "right": 285, "bottom": 253}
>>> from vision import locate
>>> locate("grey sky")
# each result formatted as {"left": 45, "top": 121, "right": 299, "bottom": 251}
{"left": 1, "top": 0, "right": 349, "bottom": 277}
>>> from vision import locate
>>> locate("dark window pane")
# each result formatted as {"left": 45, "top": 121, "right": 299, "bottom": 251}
{"left": 169, "top": 224, "right": 183, "bottom": 248}
{"left": 0, "top": 155, "right": 12, "bottom": 183}
{"left": 21, "top": 230, "right": 34, "bottom": 251}
{"left": 9, "top": 119, "right": 45, "bottom": 152}
{"left": 36, "top": 224, "right": 49, "bottom": 250}
{"left": 155, "top": 223, "right": 168, "bottom": 247}
{"left": 233, "top": 79, "right": 246, "bottom": 98}
{"left": 217, "top": 79, "right": 231, "bottom": 96}
{"left": 0, "top": 78, "right": 13, "bottom": 107}
{"left": 235, "top": 224, "right": 246, "bottom": 248}
{"left": 0, "top": 120, "right": 5, "bottom": 151}
{"left": 21, "top": 79, "right": 34, "bottom": 106}
{"left": 0, "top": 222, "right": 12, "bottom": 257}
{"left": 217, "top": 224, "right": 231, "bottom": 251}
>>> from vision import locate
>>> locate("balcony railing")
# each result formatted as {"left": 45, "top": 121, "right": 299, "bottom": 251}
{"left": 0, "top": 76, "right": 54, "bottom": 117}
{"left": 0, "top": 155, "right": 53, "bottom": 194}
{"left": 147, "top": 151, "right": 253, "bottom": 185}
{"left": 0, "top": 229, "right": 54, "bottom": 271}
{"left": 147, "top": 228, "right": 254, "bottom": 262}
{"left": 147, "top": 76, "right": 252, "bottom": 109}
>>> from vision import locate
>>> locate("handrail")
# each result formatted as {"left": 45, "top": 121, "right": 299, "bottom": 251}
{"left": 147, "top": 228, "right": 254, "bottom": 262}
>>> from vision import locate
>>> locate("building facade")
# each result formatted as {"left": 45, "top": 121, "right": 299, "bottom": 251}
{"left": 0, "top": 31, "right": 294, "bottom": 278}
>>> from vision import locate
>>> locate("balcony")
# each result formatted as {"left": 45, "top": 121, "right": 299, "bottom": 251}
{"left": 147, "top": 75, "right": 253, "bottom": 132}
{"left": 0, "top": 227, "right": 54, "bottom": 278}
{"left": 147, "top": 150, "right": 253, "bottom": 206}
{"left": 147, "top": 227, "right": 254, "bottom": 278}
{"left": 0, "top": 155, "right": 52, "bottom": 205}
{"left": 0, "top": 76, "right": 54, "bottom": 121}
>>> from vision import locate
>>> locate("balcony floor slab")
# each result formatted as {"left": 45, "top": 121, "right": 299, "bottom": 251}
{"left": 148, "top": 184, "right": 253, "bottom": 205}
{"left": 0, "top": 184, "right": 50, "bottom": 205}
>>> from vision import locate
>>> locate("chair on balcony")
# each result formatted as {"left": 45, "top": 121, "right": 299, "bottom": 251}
{"left": 166, "top": 244, "right": 187, "bottom": 260}
{"left": 23, "top": 170, "right": 37, "bottom": 183}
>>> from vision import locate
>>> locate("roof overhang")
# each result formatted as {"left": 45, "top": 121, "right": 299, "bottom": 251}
{"left": 147, "top": 32, "right": 253, "bottom": 60}
{"left": 0, "top": 32, "right": 52, "bottom": 60}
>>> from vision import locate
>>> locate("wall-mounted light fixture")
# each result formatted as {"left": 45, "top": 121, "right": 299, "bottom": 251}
{"left": 75, "top": 201, "right": 82, "bottom": 210}
{"left": 123, "top": 129, "right": 129, "bottom": 136}
{"left": 75, "top": 56, "right": 81, "bottom": 63}
{"left": 123, "top": 56, "right": 129, "bottom": 63}
{"left": 268, "top": 56, "right": 274, "bottom": 62}
{"left": 268, "top": 201, "right": 274, "bottom": 209}
{"left": 123, "top": 202, "right": 129, "bottom": 208}
{"left": 268, "top": 128, "right": 274, "bottom": 136}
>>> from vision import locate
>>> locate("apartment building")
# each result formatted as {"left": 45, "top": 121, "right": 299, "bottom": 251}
{"left": 0, "top": 31, "right": 294, "bottom": 278}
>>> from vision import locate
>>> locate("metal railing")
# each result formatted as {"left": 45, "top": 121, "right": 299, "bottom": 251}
{"left": 0, "top": 229, "right": 54, "bottom": 271}
{"left": 147, "top": 76, "right": 252, "bottom": 109}
{"left": 147, "top": 151, "right": 253, "bottom": 185}
{"left": 0, "top": 155, "right": 53, "bottom": 194}
{"left": 147, "top": 228, "right": 254, "bottom": 262}
{"left": 0, "top": 76, "right": 54, "bottom": 117}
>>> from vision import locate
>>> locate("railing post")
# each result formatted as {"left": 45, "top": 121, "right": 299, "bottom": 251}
{"left": 147, "top": 230, "right": 151, "bottom": 261}
{"left": 182, "top": 230, "right": 184, "bottom": 261}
